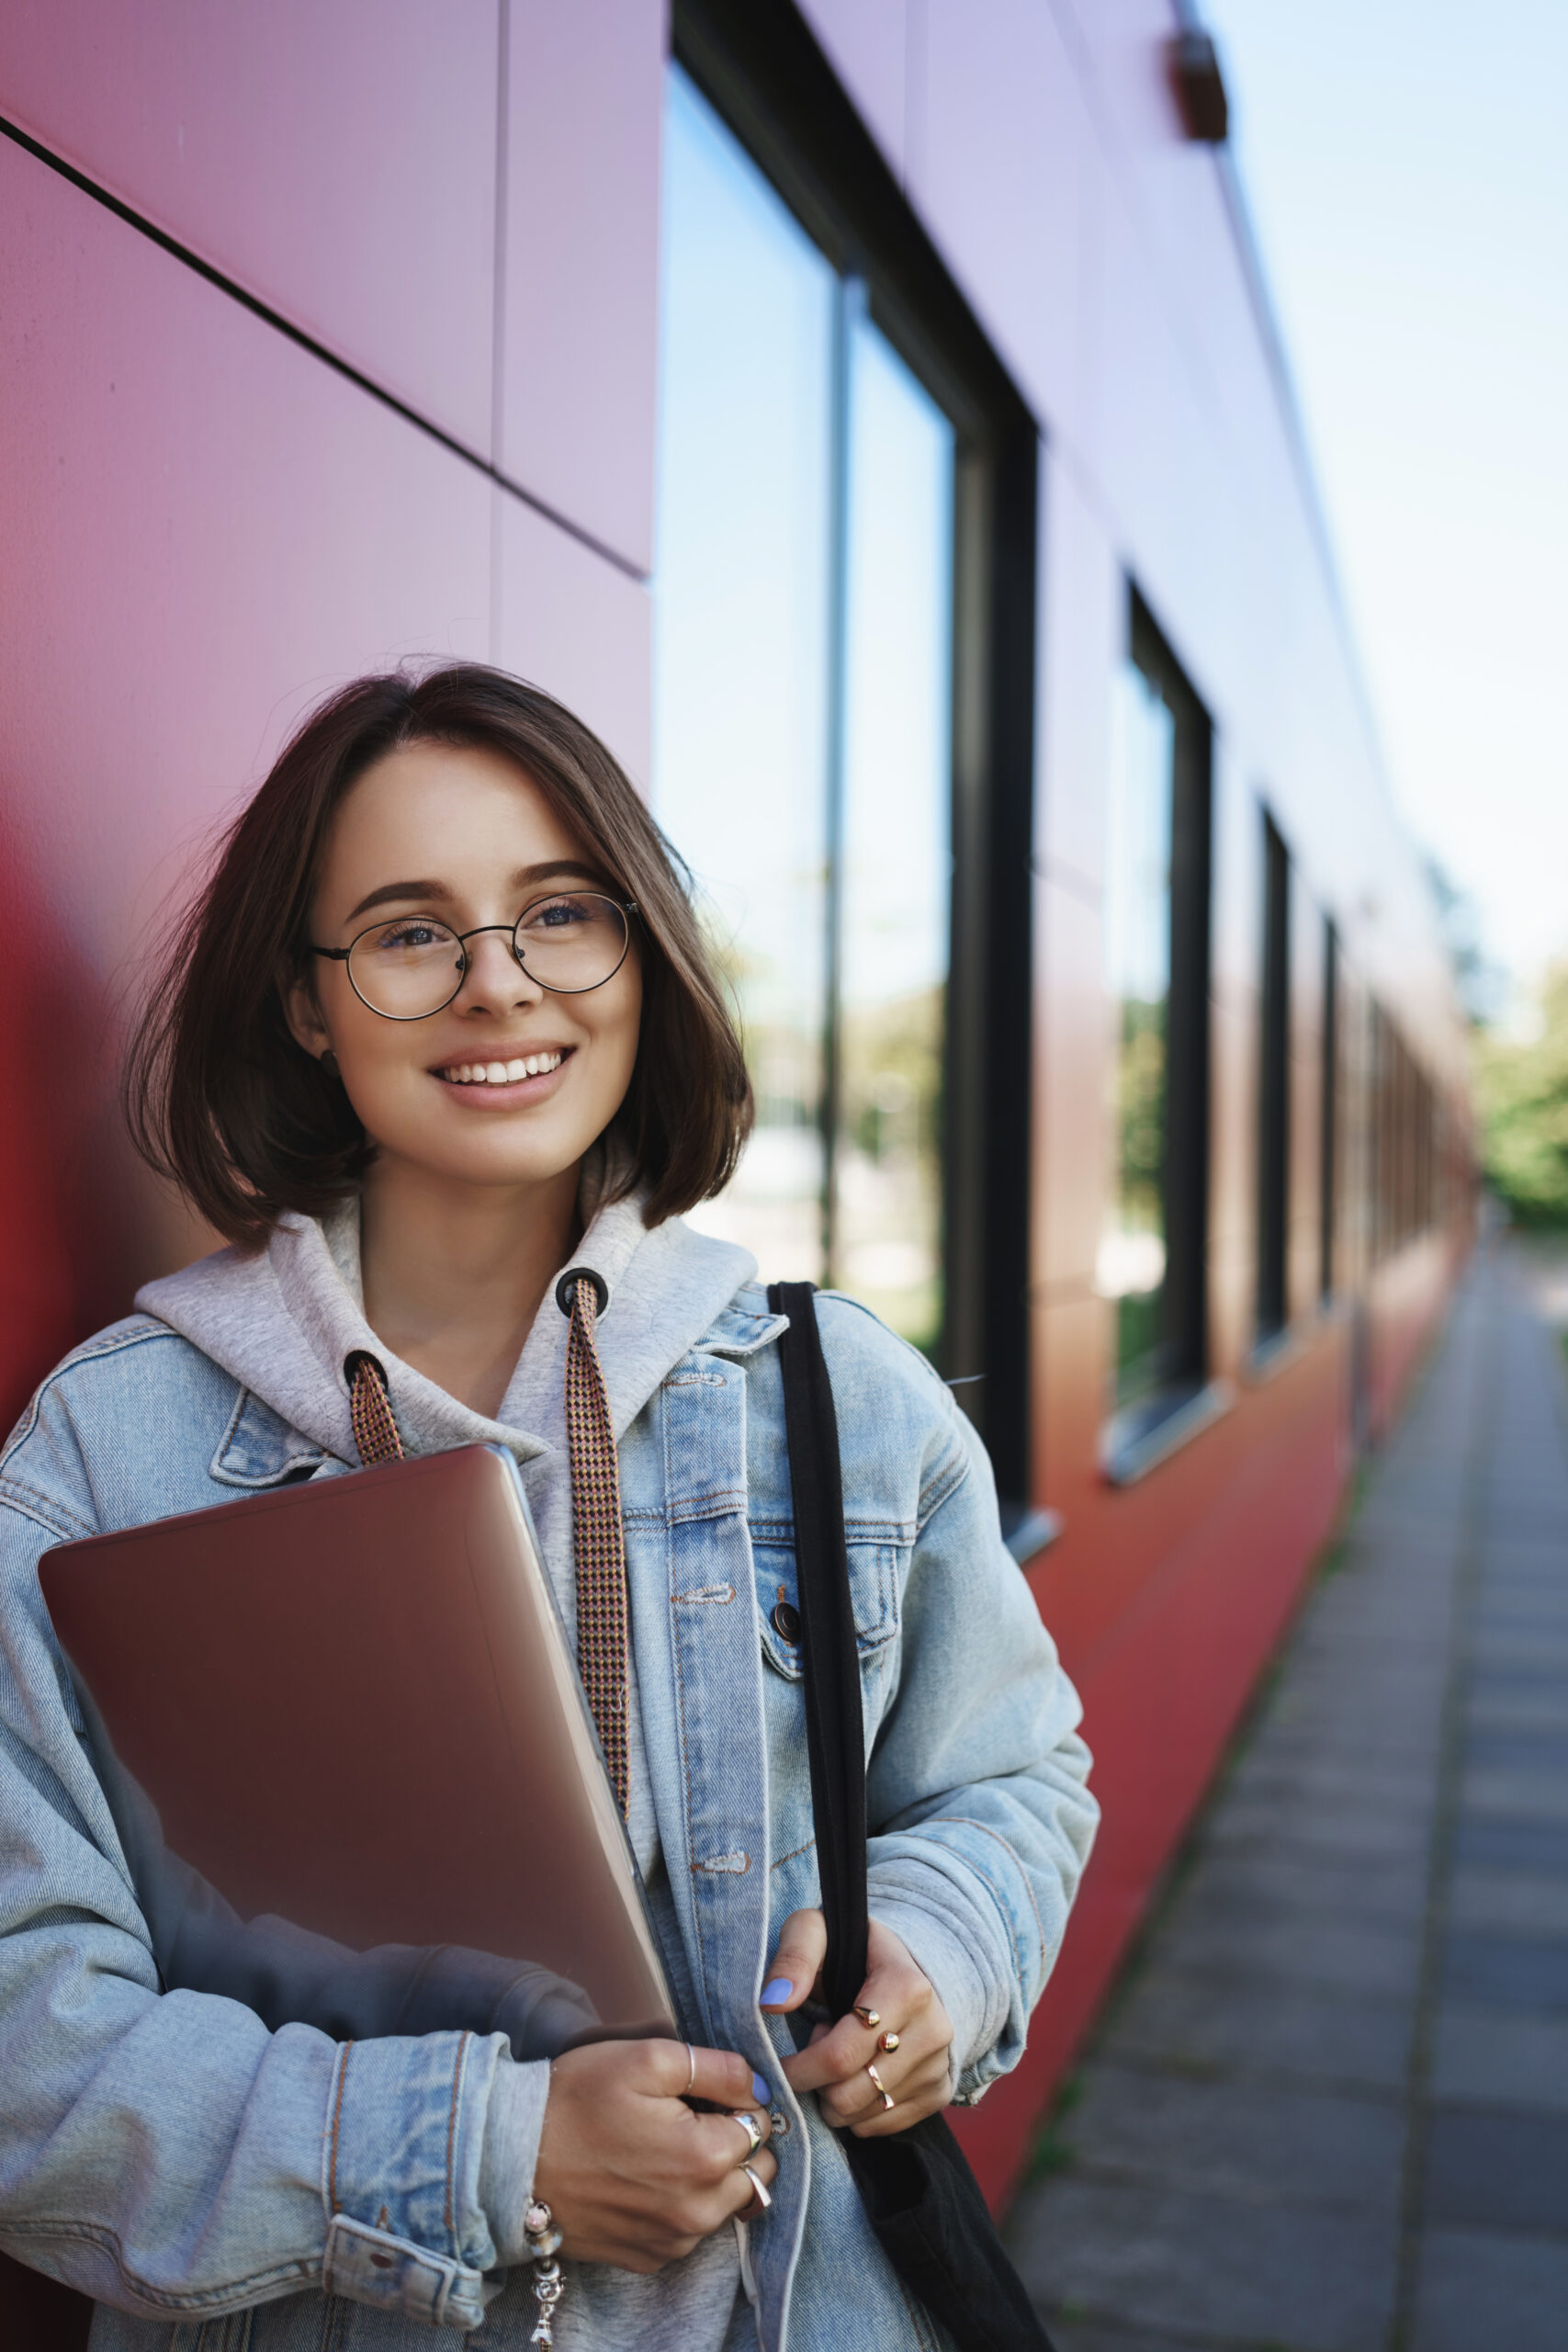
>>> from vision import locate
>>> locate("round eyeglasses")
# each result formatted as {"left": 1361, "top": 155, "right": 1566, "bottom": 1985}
{"left": 310, "top": 891, "right": 637, "bottom": 1022}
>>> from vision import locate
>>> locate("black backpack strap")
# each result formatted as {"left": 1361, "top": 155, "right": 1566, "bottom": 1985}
{"left": 767, "top": 1281, "right": 869, "bottom": 2017}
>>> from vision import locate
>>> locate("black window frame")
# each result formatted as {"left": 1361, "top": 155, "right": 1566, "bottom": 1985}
{"left": 1320, "top": 914, "right": 1338, "bottom": 1301}
{"left": 671, "top": 0, "right": 1042, "bottom": 1530}
{"left": 1256, "top": 810, "right": 1292, "bottom": 1343}
{"left": 1103, "top": 592, "right": 1215, "bottom": 1477}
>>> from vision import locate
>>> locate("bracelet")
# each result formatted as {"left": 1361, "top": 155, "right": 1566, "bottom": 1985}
{"left": 524, "top": 2198, "right": 564, "bottom": 2260}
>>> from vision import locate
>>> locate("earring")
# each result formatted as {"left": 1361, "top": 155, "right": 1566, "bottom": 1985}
{"left": 320, "top": 1050, "right": 341, "bottom": 1079}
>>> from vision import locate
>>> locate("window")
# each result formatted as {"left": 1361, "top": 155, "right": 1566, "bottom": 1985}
{"left": 653, "top": 71, "right": 953, "bottom": 1351}
{"left": 653, "top": 4, "right": 1040, "bottom": 1523}
{"left": 1257, "top": 813, "right": 1291, "bottom": 1341}
{"left": 1100, "top": 597, "right": 1213, "bottom": 1443}
{"left": 1321, "top": 916, "right": 1338, "bottom": 1300}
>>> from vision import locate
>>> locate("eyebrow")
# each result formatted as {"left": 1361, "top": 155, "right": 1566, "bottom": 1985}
{"left": 343, "top": 861, "right": 606, "bottom": 924}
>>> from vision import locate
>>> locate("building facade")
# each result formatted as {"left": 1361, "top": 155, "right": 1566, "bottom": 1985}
{"left": 0, "top": 0, "right": 1471, "bottom": 2295}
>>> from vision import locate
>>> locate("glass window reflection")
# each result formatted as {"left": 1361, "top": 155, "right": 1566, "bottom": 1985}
{"left": 1100, "top": 661, "right": 1174, "bottom": 1401}
{"left": 837, "top": 314, "right": 954, "bottom": 1351}
{"left": 653, "top": 71, "right": 835, "bottom": 1281}
{"left": 654, "top": 71, "right": 958, "bottom": 1354}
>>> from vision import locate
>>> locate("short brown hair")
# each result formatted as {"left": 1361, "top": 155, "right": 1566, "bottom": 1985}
{"left": 126, "top": 664, "right": 753, "bottom": 1247}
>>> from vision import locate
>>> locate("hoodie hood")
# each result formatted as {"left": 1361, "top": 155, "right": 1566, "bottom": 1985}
{"left": 134, "top": 1185, "right": 759, "bottom": 1604}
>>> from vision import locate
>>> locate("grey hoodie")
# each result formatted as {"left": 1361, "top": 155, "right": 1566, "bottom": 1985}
{"left": 136, "top": 1186, "right": 763, "bottom": 2350}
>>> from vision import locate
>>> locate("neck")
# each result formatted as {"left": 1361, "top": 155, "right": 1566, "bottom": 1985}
{"left": 357, "top": 1157, "right": 583, "bottom": 1419}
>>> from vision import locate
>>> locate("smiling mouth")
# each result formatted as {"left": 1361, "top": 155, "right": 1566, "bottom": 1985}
{"left": 434, "top": 1048, "right": 569, "bottom": 1087}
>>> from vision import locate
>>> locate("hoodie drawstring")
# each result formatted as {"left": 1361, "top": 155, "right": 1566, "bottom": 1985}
{"left": 342, "top": 1276, "right": 632, "bottom": 1826}
{"left": 558, "top": 1270, "right": 631, "bottom": 1823}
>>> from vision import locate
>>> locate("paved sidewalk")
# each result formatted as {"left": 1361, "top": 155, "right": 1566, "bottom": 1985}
{"left": 1006, "top": 1241, "right": 1568, "bottom": 2352}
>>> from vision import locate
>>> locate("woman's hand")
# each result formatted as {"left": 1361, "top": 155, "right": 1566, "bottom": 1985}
{"left": 761, "top": 1910, "right": 954, "bottom": 2137}
{"left": 533, "top": 2040, "right": 775, "bottom": 2271}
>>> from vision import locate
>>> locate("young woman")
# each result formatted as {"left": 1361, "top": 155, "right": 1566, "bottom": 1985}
{"left": 0, "top": 665, "right": 1096, "bottom": 2351}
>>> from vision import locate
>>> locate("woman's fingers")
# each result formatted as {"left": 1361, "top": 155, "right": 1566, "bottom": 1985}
{"left": 652, "top": 2037, "right": 771, "bottom": 2114}
{"left": 778, "top": 1916, "right": 956, "bottom": 2133}
{"left": 759, "top": 1906, "right": 828, "bottom": 2013}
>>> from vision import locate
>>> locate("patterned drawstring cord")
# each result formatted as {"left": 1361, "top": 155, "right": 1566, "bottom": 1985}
{"left": 346, "top": 1350, "right": 405, "bottom": 1465}
{"left": 555, "top": 1266, "right": 631, "bottom": 1824}
{"left": 344, "top": 1294, "right": 629, "bottom": 2349}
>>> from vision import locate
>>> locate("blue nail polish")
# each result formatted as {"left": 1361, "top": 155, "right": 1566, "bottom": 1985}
{"left": 751, "top": 2071, "right": 771, "bottom": 2107}
{"left": 760, "top": 1976, "right": 793, "bottom": 2007}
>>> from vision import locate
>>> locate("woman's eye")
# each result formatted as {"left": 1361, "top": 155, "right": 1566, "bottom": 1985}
{"left": 375, "top": 921, "right": 446, "bottom": 951}
{"left": 526, "top": 897, "right": 590, "bottom": 933}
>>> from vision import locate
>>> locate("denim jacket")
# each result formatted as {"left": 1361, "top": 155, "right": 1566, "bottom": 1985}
{"left": 0, "top": 1195, "right": 1097, "bottom": 2352}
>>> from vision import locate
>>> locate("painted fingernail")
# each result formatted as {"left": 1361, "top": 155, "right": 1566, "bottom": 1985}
{"left": 751, "top": 2071, "right": 771, "bottom": 2106}
{"left": 760, "top": 1977, "right": 793, "bottom": 2007}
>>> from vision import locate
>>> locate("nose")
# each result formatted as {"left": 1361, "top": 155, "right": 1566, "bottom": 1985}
{"left": 453, "top": 927, "right": 545, "bottom": 1012}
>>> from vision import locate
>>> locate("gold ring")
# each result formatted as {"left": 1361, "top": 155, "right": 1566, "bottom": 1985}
{"left": 865, "top": 2062, "right": 895, "bottom": 2112}
{"left": 741, "top": 2163, "right": 773, "bottom": 2213}
{"left": 853, "top": 2004, "right": 881, "bottom": 2028}
{"left": 877, "top": 2030, "right": 900, "bottom": 2054}
{"left": 731, "top": 2109, "right": 765, "bottom": 2161}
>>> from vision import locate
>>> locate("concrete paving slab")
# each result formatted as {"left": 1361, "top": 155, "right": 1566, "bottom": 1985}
{"left": 1457, "top": 1765, "right": 1568, "bottom": 1820}
{"left": 1412, "top": 2226, "right": 1568, "bottom": 2352}
{"left": 1422, "top": 2106, "right": 1568, "bottom": 2233}
{"left": 1447, "top": 1864, "right": 1568, "bottom": 1937}
{"left": 1174, "top": 1849, "right": 1431, "bottom": 1928}
{"left": 1007, "top": 1251, "right": 1568, "bottom": 2352}
{"left": 1101, "top": 1969, "right": 1412, "bottom": 2091}
{"left": 1453, "top": 1815, "right": 1568, "bottom": 1874}
{"left": 1065, "top": 2064, "right": 1405, "bottom": 2211}
{"left": 1007, "top": 2177, "right": 1397, "bottom": 2352}
{"left": 1156, "top": 1909, "right": 1422, "bottom": 2002}
{"left": 1430, "top": 2008, "right": 1568, "bottom": 2109}
{"left": 1442, "top": 1932, "right": 1568, "bottom": 2012}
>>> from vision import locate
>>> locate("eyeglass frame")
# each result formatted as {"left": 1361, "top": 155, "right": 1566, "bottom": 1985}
{"left": 309, "top": 891, "right": 640, "bottom": 1022}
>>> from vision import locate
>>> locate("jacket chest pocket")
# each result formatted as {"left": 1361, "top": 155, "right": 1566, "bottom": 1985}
{"left": 751, "top": 1530, "right": 903, "bottom": 1681}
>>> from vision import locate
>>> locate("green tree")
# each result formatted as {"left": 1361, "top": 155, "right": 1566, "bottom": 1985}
{"left": 1477, "top": 962, "right": 1568, "bottom": 1225}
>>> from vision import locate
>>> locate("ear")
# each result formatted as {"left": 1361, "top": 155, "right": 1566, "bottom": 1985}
{"left": 283, "top": 969, "right": 333, "bottom": 1062}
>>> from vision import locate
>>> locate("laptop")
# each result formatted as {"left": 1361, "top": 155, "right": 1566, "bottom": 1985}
{"left": 39, "top": 1444, "right": 677, "bottom": 2061}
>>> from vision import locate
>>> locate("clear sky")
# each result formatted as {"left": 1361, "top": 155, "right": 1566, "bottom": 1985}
{"left": 1202, "top": 0, "right": 1568, "bottom": 989}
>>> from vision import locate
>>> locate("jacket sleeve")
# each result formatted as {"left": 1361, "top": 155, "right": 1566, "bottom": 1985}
{"left": 863, "top": 1396, "right": 1098, "bottom": 2105}
{"left": 0, "top": 1372, "right": 547, "bottom": 2328}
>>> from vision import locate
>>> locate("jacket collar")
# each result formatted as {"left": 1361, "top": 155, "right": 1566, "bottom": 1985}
{"left": 134, "top": 1189, "right": 767, "bottom": 1490}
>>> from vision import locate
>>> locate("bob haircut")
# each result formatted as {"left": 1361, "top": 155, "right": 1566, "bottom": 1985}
{"left": 127, "top": 663, "right": 753, "bottom": 1248}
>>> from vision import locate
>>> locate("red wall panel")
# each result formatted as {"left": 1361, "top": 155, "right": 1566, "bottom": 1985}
{"left": 0, "top": 134, "right": 494, "bottom": 1429}
{"left": 0, "top": 0, "right": 500, "bottom": 455}
{"left": 500, "top": 0, "right": 664, "bottom": 571}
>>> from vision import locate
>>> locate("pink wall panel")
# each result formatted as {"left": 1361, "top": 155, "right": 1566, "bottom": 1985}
{"left": 1034, "top": 880, "right": 1105, "bottom": 1298}
{"left": 795, "top": 0, "right": 910, "bottom": 181}
{"left": 0, "top": 0, "right": 499, "bottom": 456}
{"left": 1037, "top": 447, "right": 1118, "bottom": 895}
{"left": 0, "top": 137, "right": 493, "bottom": 1430}
{"left": 909, "top": 0, "right": 1084, "bottom": 436}
{"left": 494, "top": 494, "right": 654, "bottom": 792}
{"left": 500, "top": 0, "right": 664, "bottom": 572}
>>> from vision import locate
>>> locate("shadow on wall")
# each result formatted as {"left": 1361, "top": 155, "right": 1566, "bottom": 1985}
{"left": 0, "top": 847, "right": 211, "bottom": 1437}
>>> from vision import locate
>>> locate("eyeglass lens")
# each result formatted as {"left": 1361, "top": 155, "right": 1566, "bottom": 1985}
{"left": 345, "top": 893, "right": 629, "bottom": 1018}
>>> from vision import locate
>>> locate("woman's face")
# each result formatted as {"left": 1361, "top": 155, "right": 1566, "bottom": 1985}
{"left": 287, "top": 741, "right": 642, "bottom": 1196}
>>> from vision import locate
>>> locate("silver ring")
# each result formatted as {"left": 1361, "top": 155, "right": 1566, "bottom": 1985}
{"left": 684, "top": 2042, "right": 696, "bottom": 2096}
{"left": 731, "top": 2109, "right": 765, "bottom": 2161}
{"left": 740, "top": 2163, "right": 772, "bottom": 2213}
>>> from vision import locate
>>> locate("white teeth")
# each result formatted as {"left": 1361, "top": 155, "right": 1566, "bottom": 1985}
{"left": 442, "top": 1049, "right": 563, "bottom": 1084}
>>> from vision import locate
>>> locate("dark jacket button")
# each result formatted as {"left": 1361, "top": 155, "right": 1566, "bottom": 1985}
{"left": 772, "top": 1600, "right": 801, "bottom": 1645}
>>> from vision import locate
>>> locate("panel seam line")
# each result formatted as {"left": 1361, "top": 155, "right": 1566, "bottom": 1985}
{"left": 0, "top": 107, "right": 649, "bottom": 585}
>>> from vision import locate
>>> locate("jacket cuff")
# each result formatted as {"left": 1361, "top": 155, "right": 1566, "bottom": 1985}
{"left": 477, "top": 2058, "right": 552, "bottom": 2266}
{"left": 867, "top": 1889, "right": 1003, "bottom": 2102}
{"left": 322, "top": 2030, "right": 509, "bottom": 2329}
